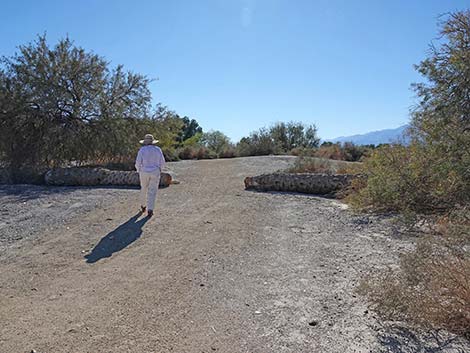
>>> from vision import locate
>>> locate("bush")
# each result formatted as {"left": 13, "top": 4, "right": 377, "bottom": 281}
{"left": 178, "top": 146, "right": 197, "bottom": 160}
{"left": 219, "top": 146, "right": 238, "bottom": 158}
{"left": 287, "top": 157, "right": 334, "bottom": 174}
{"left": 201, "top": 130, "right": 231, "bottom": 156}
{"left": 315, "top": 142, "right": 371, "bottom": 162}
{"left": 359, "top": 209, "right": 470, "bottom": 338}
{"left": 0, "top": 35, "right": 153, "bottom": 173}
{"left": 196, "top": 147, "right": 217, "bottom": 160}
{"left": 290, "top": 147, "right": 317, "bottom": 157}
{"left": 353, "top": 11, "right": 470, "bottom": 339}
{"left": 0, "top": 36, "right": 205, "bottom": 180}
{"left": 349, "top": 142, "right": 469, "bottom": 213}
{"left": 236, "top": 122, "right": 320, "bottom": 157}
{"left": 315, "top": 143, "right": 345, "bottom": 160}
{"left": 162, "top": 148, "right": 180, "bottom": 162}
{"left": 286, "top": 156, "right": 360, "bottom": 174}
{"left": 236, "top": 128, "right": 277, "bottom": 156}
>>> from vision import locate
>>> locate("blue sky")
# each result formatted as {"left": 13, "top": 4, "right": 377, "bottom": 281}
{"left": 1, "top": 0, "right": 469, "bottom": 141}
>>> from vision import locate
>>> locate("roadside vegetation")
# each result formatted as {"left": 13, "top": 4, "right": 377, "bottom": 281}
{"left": 286, "top": 156, "right": 361, "bottom": 175}
{"left": 0, "top": 34, "right": 368, "bottom": 184}
{"left": 351, "top": 11, "right": 470, "bottom": 338}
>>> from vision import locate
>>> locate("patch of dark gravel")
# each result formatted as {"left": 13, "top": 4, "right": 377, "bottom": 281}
{"left": 0, "top": 184, "right": 137, "bottom": 252}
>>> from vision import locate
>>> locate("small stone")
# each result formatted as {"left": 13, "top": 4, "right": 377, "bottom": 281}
{"left": 254, "top": 310, "right": 262, "bottom": 314}
{"left": 308, "top": 320, "right": 318, "bottom": 327}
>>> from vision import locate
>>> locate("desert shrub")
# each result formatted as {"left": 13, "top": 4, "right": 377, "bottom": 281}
{"left": 351, "top": 11, "right": 470, "bottom": 214}
{"left": 315, "top": 143, "right": 345, "bottom": 160}
{"left": 342, "top": 142, "right": 371, "bottom": 161}
{"left": 347, "top": 143, "right": 466, "bottom": 213}
{"left": 270, "top": 121, "right": 320, "bottom": 151}
{"left": 359, "top": 209, "right": 470, "bottom": 338}
{"left": 0, "top": 35, "right": 207, "bottom": 181}
{"left": 236, "top": 128, "right": 277, "bottom": 156}
{"left": 219, "top": 146, "right": 238, "bottom": 158}
{"left": 287, "top": 156, "right": 359, "bottom": 174}
{"left": 178, "top": 146, "right": 197, "bottom": 160}
{"left": 236, "top": 122, "right": 320, "bottom": 157}
{"left": 0, "top": 36, "right": 152, "bottom": 173}
{"left": 162, "top": 148, "right": 180, "bottom": 162}
{"left": 355, "top": 11, "right": 470, "bottom": 339}
{"left": 196, "top": 147, "right": 217, "bottom": 160}
{"left": 201, "top": 130, "right": 231, "bottom": 156}
{"left": 315, "top": 142, "right": 371, "bottom": 162}
{"left": 290, "top": 147, "right": 317, "bottom": 157}
{"left": 287, "top": 157, "right": 333, "bottom": 174}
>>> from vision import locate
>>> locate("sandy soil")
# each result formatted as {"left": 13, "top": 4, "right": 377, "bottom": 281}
{"left": 0, "top": 156, "right": 468, "bottom": 353}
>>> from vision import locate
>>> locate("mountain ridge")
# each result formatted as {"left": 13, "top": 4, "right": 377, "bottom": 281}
{"left": 327, "top": 124, "right": 409, "bottom": 145}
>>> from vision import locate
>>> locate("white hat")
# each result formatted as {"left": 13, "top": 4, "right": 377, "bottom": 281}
{"left": 139, "top": 134, "right": 159, "bottom": 145}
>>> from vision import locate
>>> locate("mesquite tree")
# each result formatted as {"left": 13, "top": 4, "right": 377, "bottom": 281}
{"left": 0, "top": 35, "right": 151, "bottom": 172}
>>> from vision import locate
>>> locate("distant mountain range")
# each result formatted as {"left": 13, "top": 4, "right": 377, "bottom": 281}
{"left": 327, "top": 125, "right": 409, "bottom": 146}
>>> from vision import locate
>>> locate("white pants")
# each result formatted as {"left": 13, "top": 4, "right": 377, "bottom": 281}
{"left": 139, "top": 170, "right": 161, "bottom": 211}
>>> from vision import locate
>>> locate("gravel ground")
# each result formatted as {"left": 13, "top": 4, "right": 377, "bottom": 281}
{"left": 0, "top": 156, "right": 468, "bottom": 353}
{"left": 0, "top": 185, "right": 136, "bottom": 254}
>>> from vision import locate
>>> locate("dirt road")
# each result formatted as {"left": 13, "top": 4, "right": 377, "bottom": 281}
{"left": 0, "top": 156, "right": 467, "bottom": 353}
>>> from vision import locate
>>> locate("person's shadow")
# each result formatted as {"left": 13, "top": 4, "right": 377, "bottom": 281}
{"left": 85, "top": 213, "right": 150, "bottom": 263}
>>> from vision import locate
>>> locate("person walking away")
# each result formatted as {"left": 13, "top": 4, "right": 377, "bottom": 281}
{"left": 135, "top": 134, "right": 166, "bottom": 217}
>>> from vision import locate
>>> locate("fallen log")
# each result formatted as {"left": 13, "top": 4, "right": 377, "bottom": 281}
{"left": 244, "top": 173, "right": 356, "bottom": 195}
{"left": 45, "top": 167, "right": 172, "bottom": 187}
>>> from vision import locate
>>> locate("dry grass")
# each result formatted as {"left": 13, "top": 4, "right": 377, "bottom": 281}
{"left": 287, "top": 156, "right": 362, "bottom": 174}
{"left": 359, "top": 210, "right": 470, "bottom": 339}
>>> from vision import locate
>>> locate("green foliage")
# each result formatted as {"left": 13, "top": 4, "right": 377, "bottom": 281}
{"left": 181, "top": 132, "right": 203, "bottom": 147}
{"left": 355, "top": 12, "right": 470, "bottom": 338}
{"left": 201, "top": 130, "right": 231, "bottom": 156}
{"left": 0, "top": 35, "right": 204, "bottom": 176}
{"left": 352, "top": 11, "right": 470, "bottom": 214}
{"left": 237, "top": 121, "right": 319, "bottom": 156}
{"left": 0, "top": 35, "right": 155, "bottom": 168}
{"left": 179, "top": 116, "right": 203, "bottom": 142}
{"left": 176, "top": 131, "right": 236, "bottom": 160}
{"left": 237, "top": 128, "right": 276, "bottom": 156}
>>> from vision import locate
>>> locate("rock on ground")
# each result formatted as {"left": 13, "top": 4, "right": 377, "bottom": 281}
{"left": 45, "top": 167, "right": 172, "bottom": 187}
{"left": 244, "top": 172, "right": 356, "bottom": 195}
